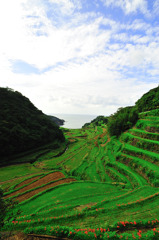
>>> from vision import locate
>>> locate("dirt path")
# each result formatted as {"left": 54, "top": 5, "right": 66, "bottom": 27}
{"left": 101, "top": 129, "right": 111, "bottom": 147}
{"left": 27, "top": 234, "right": 71, "bottom": 240}
{"left": 101, "top": 136, "right": 111, "bottom": 147}
{"left": 1, "top": 232, "right": 71, "bottom": 240}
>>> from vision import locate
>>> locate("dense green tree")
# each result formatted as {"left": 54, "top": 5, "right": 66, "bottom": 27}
{"left": 0, "top": 87, "right": 65, "bottom": 164}
{"left": 108, "top": 106, "right": 138, "bottom": 137}
{"left": 83, "top": 115, "right": 108, "bottom": 128}
{"left": 135, "top": 86, "right": 159, "bottom": 112}
{"left": 108, "top": 86, "right": 159, "bottom": 137}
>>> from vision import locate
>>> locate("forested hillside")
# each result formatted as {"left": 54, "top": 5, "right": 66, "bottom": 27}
{"left": 135, "top": 85, "right": 159, "bottom": 112}
{"left": 106, "top": 86, "right": 159, "bottom": 137}
{"left": 0, "top": 87, "right": 65, "bottom": 164}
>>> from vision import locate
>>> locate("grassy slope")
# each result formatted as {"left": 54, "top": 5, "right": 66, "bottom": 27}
{"left": 1, "top": 109, "right": 159, "bottom": 239}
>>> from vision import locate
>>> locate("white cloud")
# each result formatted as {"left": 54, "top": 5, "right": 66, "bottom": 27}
{"left": 0, "top": 0, "right": 158, "bottom": 116}
{"left": 102, "top": 0, "right": 149, "bottom": 15}
{"left": 1, "top": 46, "right": 157, "bottom": 115}
{"left": 153, "top": 0, "right": 159, "bottom": 15}
{"left": 128, "top": 19, "right": 150, "bottom": 31}
{"left": 48, "top": 0, "right": 82, "bottom": 15}
{"left": 0, "top": 0, "right": 111, "bottom": 70}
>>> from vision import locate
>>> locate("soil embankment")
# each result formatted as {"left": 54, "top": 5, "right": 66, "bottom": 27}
{"left": 16, "top": 178, "right": 76, "bottom": 202}
{"left": 15, "top": 175, "right": 43, "bottom": 189}
{"left": 5, "top": 172, "right": 65, "bottom": 199}
{"left": 5, "top": 172, "right": 76, "bottom": 202}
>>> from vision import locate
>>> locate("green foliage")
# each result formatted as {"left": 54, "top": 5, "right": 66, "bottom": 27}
{"left": 47, "top": 115, "right": 64, "bottom": 126}
{"left": 0, "top": 87, "right": 65, "bottom": 164}
{"left": 139, "top": 108, "right": 159, "bottom": 117}
{"left": 0, "top": 187, "right": 20, "bottom": 231}
{"left": 135, "top": 86, "right": 159, "bottom": 112}
{"left": 83, "top": 115, "right": 108, "bottom": 128}
{"left": 22, "top": 225, "right": 159, "bottom": 240}
{"left": 108, "top": 107, "right": 138, "bottom": 137}
{"left": 107, "top": 86, "right": 159, "bottom": 137}
{"left": 0, "top": 188, "right": 6, "bottom": 228}
{"left": 135, "top": 119, "right": 159, "bottom": 133}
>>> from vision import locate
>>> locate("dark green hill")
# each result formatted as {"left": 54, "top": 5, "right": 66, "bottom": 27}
{"left": 0, "top": 87, "right": 65, "bottom": 161}
{"left": 135, "top": 85, "right": 159, "bottom": 112}
{"left": 47, "top": 115, "right": 65, "bottom": 126}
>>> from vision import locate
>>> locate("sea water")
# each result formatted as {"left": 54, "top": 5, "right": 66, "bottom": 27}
{"left": 53, "top": 114, "right": 97, "bottom": 129}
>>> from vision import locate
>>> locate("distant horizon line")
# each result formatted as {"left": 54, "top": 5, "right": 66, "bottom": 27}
{"left": 47, "top": 113, "right": 100, "bottom": 116}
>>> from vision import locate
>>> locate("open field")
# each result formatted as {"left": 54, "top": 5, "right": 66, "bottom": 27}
{"left": 1, "top": 109, "right": 159, "bottom": 240}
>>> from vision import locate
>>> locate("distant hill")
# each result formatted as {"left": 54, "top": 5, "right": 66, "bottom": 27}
{"left": 83, "top": 115, "right": 108, "bottom": 128}
{"left": 0, "top": 87, "right": 65, "bottom": 161}
{"left": 47, "top": 115, "right": 65, "bottom": 126}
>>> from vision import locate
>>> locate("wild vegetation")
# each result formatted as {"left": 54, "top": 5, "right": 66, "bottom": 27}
{"left": 0, "top": 86, "right": 159, "bottom": 239}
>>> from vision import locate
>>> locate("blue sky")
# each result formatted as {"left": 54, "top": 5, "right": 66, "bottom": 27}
{"left": 0, "top": 0, "right": 159, "bottom": 115}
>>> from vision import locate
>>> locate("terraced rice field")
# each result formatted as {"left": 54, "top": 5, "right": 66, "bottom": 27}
{"left": 4, "top": 171, "right": 76, "bottom": 202}
{"left": 1, "top": 109, "right": 159, "bottom": 240}
{"left": 14, "top": 175, "right": 44, "bottom": 189}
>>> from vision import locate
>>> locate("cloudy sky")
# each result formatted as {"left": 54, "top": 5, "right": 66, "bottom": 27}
{"left": 0, "top": 0, "right": 159, "bottom": 116}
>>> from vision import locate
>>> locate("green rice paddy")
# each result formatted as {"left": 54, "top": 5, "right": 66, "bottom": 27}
{"left": 1, "top": 109, "right": 159, "bottom": 239}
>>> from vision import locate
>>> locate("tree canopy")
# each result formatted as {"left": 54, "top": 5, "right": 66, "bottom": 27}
{"left": 107, "top": 106, "right": 139, "bottom": 137}
{"left": 135, "top": 86, "right": 159, "bottom": 112}
{"left": 83, "top": 115, "right": 108, "bottom": 128}
{"left": 0, "top": 87, "right": 65, "bottom": 163}
{"left": 107, "top": 86, "right": 159, "bottom": 137}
